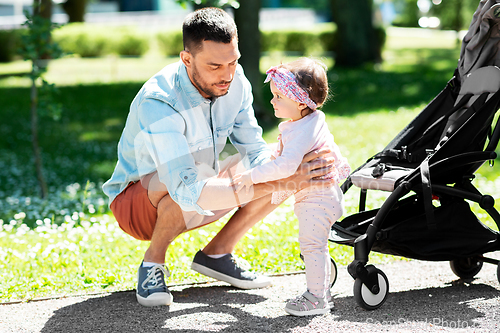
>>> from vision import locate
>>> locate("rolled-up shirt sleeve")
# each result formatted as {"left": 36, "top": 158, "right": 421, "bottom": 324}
{"left": 251, "top": 129, "right": 310, "bottom": 184}
{"left": 135, "top": 99, "right": 214, "bottom": 216}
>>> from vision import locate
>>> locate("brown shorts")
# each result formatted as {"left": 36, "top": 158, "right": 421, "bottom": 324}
{"left": 110, "top": 173, "right": 157, "bottom": 241}
{"left": 110, "top": 169, "right": 237, "bottom": 241}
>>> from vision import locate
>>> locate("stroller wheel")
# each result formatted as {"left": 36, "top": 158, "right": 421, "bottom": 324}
{"left": 353, "top": 267, "right": 389, "bottom": 310}
{"left": 450, "top": 257, "right": 483, "bottom": 279}
{"left": 330, "top": 256, "right": 338, "bottom": 288}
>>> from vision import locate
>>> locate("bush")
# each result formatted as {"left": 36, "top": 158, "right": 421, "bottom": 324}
{"left": 53, "top": 24, "right": 150, "bottom": 58}
{"left": 115, "top": 28, "right": 150, "bottom": 57}
{"left": 54, "top": 23, "right": 110, "bottom": 57}
{"left": 261, "top": 24, "right": 341, "bottom": 56}
{"left": 0, "top": 22, "right": 384, "bottom": 61}
{"left": 157, "top": 30, "right": 184, "bottom": 57}
{"left": 318, "top": 30, "right": 336, "bottom": 55}
{"left": 261, "top": 30, "right": 288, "bottom": 52}
{"left": 284, "top": 31, "right": 323, "bottom": 55}
{"left": 0, "top": 30, "right": 22, "bottom": 63}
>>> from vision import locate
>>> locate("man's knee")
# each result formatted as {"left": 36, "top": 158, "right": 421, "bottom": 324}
{"left": 144, "top": 172, "right": 169, "bottom": 208}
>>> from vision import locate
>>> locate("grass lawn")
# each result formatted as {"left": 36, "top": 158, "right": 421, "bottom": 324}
{"left": 1, "top": 27, "right": 499, "bottom": 302}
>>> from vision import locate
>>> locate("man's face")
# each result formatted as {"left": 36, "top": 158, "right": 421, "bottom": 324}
{"left": 181, "top": 38, "right": 241, "bottom": 99}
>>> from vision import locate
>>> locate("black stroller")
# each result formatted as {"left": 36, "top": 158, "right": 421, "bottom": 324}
{"left": 328, "top": 0, "right": 500, "bottom": 310}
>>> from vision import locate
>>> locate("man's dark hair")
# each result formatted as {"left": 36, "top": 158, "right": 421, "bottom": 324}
{"left": 182, "top": 7, "right": 238, "bottom": 54}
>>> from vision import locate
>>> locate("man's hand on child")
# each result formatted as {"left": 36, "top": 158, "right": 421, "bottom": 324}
{"left": 232, "top": 171, "right": 254, "bottom": 194}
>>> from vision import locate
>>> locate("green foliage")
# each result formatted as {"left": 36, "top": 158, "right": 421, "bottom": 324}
{"left": 53, "top": 24, "right": 150, "bottom": 58}
{"left": 260, "top": 31, "right": 288, "bottom": 53}
{"left": 392, "top": 0, "right": 480, "bottom": 31}
{"left": 284, "top": 31, "right": 322, "bottom": 55}
{"left": 18, "top": 10, "right": 63, "bottom": 120}
{"left": 0, "top": 30, "right": 22, "bottom": 63}
{"left": 17, "top": 8, "right": 64, "bottom": 199}
{"left": 114, "top": 28, "right": 150, "bottom": 57}
{"left": 260, "top": 24, "right": 386, "bottom": 59}
{"left": 53, "top": 23, "right": 109, "bottom": 57}
{"left": 392, "top": 0, "right": 420, "bottom": 28}
{"left": 430, "top": 0, "right": 478, "bottom": 31}
{"left": 19, "top": 11, "right": 63, "bottom": 74}
{"left": 4, "top": 22, "right": 380, "bottom": 61}
{"left": 157, "top": 30, "right": 184, "bottom": 57}
{"left": 261, "top": 24, "right": 341, "bottom": 55}
{"left": 318, "top": 30, "right": 336, "bottom": 54}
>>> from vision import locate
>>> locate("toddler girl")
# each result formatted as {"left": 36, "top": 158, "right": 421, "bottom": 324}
{"left": 233, "top": 58, "right": 350, "bottom": 316}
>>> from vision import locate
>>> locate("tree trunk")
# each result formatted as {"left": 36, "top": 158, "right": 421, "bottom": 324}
{"left": 34, "top": 0, "right": 53, "bottom": 61}
{"left": 62, "top": 0, "right": 87, "bottom": 23}
{"left": 331, "top": 0, "right": 378, "bottom": 67}
{"left": 31, "top": 75, "right": 48, "bottom": 199}
{"left": 34, "top": 0, "right": 52, "bottom": 19}
{"left": 234, "top": 0, "right": 269, "bottom": 122}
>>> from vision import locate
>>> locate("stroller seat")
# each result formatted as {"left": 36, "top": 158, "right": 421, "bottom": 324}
{"left": 350, "top": 65, "right": 500, "bottom": 193}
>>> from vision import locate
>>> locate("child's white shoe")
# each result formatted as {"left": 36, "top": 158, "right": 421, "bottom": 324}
{"left": 285, "top": 291, "right": 331, "bottom": 316}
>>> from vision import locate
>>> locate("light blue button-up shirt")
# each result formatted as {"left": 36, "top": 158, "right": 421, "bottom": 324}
{"left": 102, "top": 61, "right": 271, "bottom": 215}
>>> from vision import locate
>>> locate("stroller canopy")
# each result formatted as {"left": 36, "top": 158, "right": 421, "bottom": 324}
{"left": 459, "top": 0, "right": 500, "bottom": 82}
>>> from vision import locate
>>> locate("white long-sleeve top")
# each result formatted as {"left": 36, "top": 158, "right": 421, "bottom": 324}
{"left": 250, "top": 110, "right": 350, "bottom": 185}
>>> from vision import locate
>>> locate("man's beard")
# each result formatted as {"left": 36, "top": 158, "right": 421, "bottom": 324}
{"left": 191, "top": 64, "right": 232, "bottom": 98}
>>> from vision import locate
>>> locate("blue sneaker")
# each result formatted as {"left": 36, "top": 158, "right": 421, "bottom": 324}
{"left": 191, "top": 250, "right": 272, "bottom": 289}
{"left": 136, "top": 262, "right": 173, "bottom": 306}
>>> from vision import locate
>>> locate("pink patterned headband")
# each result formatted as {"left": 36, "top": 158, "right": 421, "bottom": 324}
{"left": 265, "top": 66, "right": 317, "bottom": 110}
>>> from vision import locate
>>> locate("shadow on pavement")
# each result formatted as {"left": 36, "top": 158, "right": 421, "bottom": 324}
{"left": 40, "top": 280, "right": 499, "bottom": 332}
{"left": 40, "top": 285, "right": 314, "bottom": 333}
{"left": 332, "top": 280, "right": 499, "bottom": 329}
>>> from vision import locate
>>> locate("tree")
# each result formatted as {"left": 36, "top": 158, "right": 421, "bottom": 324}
{"left": 20, "top": 2, "right": 63, "bottom": 198}
{"left": 330, "top": 0, "right": 380, "bottom": 67}
{"left": 62, "top": 0, "right": 87, "bottom": 22}
{"left": 392, "top": 0, "right": 420, "bottom": 27}
{"left": 430, "top": 0, "right": 478, "bottom": 31}
{"left": 38, "top": 0, "right": 52, "bottom": 19}
{"left": 233, "top": 0, "right": 268, "bottom": 121}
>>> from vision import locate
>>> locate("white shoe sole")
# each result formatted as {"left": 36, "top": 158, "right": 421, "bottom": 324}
{"left": 191, "top": 262, "right": 272, "bottom": 289}
{"left": 136, "top": 292, "right": 173, "bottom": 307}
{"left": 285, "top": 306, "right": 330, "bottom": 317}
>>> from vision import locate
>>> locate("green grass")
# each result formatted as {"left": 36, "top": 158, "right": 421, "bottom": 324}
{"left": 1, "top": 28, "right": 500, "bottom": 302}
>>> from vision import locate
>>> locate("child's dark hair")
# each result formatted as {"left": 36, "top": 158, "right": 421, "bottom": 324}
{"left": 182, "top": 7, "right": 238, "bottom": 54}
{"left": 282, "top": 57, "right": 329, "bottom": 117}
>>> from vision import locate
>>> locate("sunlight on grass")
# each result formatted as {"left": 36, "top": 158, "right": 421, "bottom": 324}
{"left": 384, "top": 27, "right": 463, "bottom": 50}
{"left": 0, "top": 54, "right": 179, "bottom": 87}
{"left": 79, "top": 131, "right": 116, "bottom": 142}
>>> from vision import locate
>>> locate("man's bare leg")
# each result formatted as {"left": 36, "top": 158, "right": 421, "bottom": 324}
{"left": 143, "top": 171, "right": 282, "bottom": 291}
{"left": 143, "top": 171, "right": 278, "bottom": 262}
{"left": 136, "top": 173, "right": 183, "bottom": 306}
{"left": 190, "top": 193, "right": 279, "bottom": 289}
{"left": 202, "top": 193, "right": 277, "bottom": 255}
{"left": 143, "top": 173, "right": 186, "bottom": 264}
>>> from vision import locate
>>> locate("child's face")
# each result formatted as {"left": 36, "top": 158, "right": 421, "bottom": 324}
{"left": 270, "top": 81, "right": 306, "bottom": 121}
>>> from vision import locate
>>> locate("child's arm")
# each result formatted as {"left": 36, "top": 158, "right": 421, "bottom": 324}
{"left": 251, "top": 133, "right": 310, "bottom": 184}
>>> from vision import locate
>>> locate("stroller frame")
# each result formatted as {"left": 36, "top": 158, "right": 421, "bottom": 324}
{"left": 328, "top": 0, "right": 500, "bottom": 310}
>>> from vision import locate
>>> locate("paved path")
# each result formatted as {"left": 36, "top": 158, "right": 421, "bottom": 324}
{"left": 1, "top": 259, "right": 499, "bottom": 332}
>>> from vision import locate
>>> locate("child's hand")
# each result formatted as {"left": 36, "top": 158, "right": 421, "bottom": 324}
{"left": 232, "top": 171, "right": 254, "bottom": 194}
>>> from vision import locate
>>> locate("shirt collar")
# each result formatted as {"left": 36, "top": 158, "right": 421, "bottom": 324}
{"left": 178, "top": 62, "right": 211, "bottom": 108}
